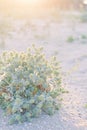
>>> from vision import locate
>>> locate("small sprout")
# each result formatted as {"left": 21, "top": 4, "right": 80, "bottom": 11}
{"left": 81, "top": 34, "right": 87, "bottom": 39}
{"left": 67, "top": 36, "right": 75, "bottom": 43}
{"left": 85, "top": 104, "right": 87, "bottom": 108}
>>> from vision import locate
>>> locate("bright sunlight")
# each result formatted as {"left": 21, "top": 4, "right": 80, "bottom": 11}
{"left": 16, "top": 0, "right": 41, "bottom": 4}
{"left": 84, "top": 0, "right": 87, "bottom": 4}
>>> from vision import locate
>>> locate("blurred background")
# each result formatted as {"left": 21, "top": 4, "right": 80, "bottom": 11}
{"left": 0, "top": 0, "right": 87, "bottom": 68}
{"left": 0, "top": 0, "right": 87, "bottom": 55}
{"left": 0, "top": 0, "right": 87, "bottom": 17}
{"left": 0, "top": 0, "right": 87, "bottom": 50}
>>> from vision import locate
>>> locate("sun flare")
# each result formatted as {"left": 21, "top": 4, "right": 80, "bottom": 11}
{"left": 84, "top": 0, "right": 87, "bottom": 4}
{"left": 17, "top": 0, "right": 40, "bottom": 4}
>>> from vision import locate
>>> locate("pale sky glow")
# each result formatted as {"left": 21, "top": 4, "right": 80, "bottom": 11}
{"left": 16, "top": 0, "right": 40, "bottom": 4}
{"left": 84, "top": 0, "right": 87, "bottom": 4}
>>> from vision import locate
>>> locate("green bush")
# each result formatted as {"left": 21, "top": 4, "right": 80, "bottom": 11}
{"left": 0, "top": 45, "right": 62, "bottom": 124}
{"left": 81, "top": 34, "right": 87, "bottom": 39}
{"left": 67, "top": 36, "right": 75, "bottom": 43}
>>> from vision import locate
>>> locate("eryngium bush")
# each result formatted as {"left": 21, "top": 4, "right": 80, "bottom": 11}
{"left": 0, "top": 46, "right": 62, "bottom": 124}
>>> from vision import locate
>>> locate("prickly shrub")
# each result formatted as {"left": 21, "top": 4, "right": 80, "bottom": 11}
{"left": 0, "top": 46, "right": 62, "bottom": 124}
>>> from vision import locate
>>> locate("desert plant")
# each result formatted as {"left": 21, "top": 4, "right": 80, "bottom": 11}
{"left": 80, "top": 12, "right": 87, "bottom": 22}
{"left": 80, "top": 34, "right": 87, "bottom": 44}
{"left": 81, "top": 34, "right": 87, "bottom": 39}
{"left": 0, "top": 45, "right": 62, "bottom": 124}
{"left": 67, "top": 36, "right": 75, "bottom": 43}
{"left": 85, "top": 104, "right": 87, "bottom": 107}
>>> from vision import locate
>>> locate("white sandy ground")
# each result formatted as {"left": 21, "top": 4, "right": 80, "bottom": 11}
{"left": 0, "top": 18, "right": 87, "bottom": 130}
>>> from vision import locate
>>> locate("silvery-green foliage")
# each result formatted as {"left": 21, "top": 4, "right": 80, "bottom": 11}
{"left": 0, "top": 45, "right": 62, "bottom": 124}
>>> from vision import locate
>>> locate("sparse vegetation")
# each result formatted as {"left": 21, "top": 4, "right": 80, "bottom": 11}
{"left": 0, "top": 0, "right": 87, "bottom": 129}
{"left": 67, "top": 34, "right": 87, "bottom": 44}
{"left": 85, "top": 104, "right": 87, "bottom": 108}
{"left": 67, "top": 36, "right": 75, "bottom": 43}
{"left": 80, "top": 34, "right": 87, "bottom": 43}
{"left": 81, "top": 34, "right": 87, "bottom": 39}
{"left": 80, "top": 12, "right": 87, "bottom": 23}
